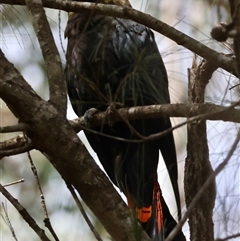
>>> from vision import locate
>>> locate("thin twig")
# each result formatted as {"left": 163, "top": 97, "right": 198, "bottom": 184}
{"left": 165, "top": 131, "right": 240, "bottom": 241}
{"left": 0, "top": 135, "right": 31, "bottom": 150}
{"left": 0, "top": 123, "right": 28, "bottom": 133}
{"left": 67, "top": 183, "right": 103, "bottom": 241}
{"left": 58, "top": 10, "right": 65, "bottom": 55}
{"left": 1, "top": 202, "right": 18, "bottom": 241}
{"left": 229, "top": 82, "right": 240, "bottom": 90}
{"left": 0, "top": 143, "right": 33, "bottom": 159}
{"left": 27, "top": 150, "right": 48, "bottom": 217}
{"left": 0, "top": 134, "right": 33, "bottom": 159}
{"left": 215, "top": 232, "right": 240, "bottom": 241}
{"left": 3, "top": 179, "right": 24, "bottom": 187}
{"left": 43, "top": 218, "right": 59, "bottom": 241}
{"left": 0, "top": 184, "right": 51, "bottom": 241}
{"left": 26, "top": 142, "right": 59, "bottom": 241}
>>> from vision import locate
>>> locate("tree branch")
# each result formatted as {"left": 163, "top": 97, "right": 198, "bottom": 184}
{"left": 229, "top": 0, "right": 240, "bottom": 77}
{"left": 0, "top": 134, "right": 30, "bottom": 149}
{"left": 1, "top": 202, "right": 18, "bottom": 241}
{"left": 184, "top": 59, "right": 216, "bottom": 241}
{"left": 3, "top": 179, "right": 25, "bottom": 187}
{"left": 70, "top": 102, "right": 240, "bottom": 133}
{"left": 0, "top": 183, "right": 51, "bottom": 241}
{"left": 1, "top": 101, "right": 240, "bottom": 158}
{"left": 0, "top": 123, "right": 28, "bottom": 133}
{"left": 1, "top": 102, "right": 240, "bottom": 135}
{"left": 67, "top": 183, "right": 103, "bottom": 241}
{"left": 25, "top": 0, "right": 67, "bottom": 115}
{"left": 215, "top": 232, "right": 240, "bottom": 241}
{"left": 0, "top": 0, "right": 238, "bottom": 77}
{"left": 0, "top": 135, "right": 33, "bottom": 158}
{"left": 0, "top": 143, "right": 33, "bottom": 159}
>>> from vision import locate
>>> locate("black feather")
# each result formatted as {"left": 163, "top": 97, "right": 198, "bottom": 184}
{"left": 65, "top": 13, "right": 184, "bottom": 240}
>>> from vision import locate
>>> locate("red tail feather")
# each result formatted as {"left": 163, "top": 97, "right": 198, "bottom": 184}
{"left": 127, "top": 181, "right": 164, "bottom": 240}
{"left": 138, "top": 205, "right": 152, "bottom": 223}
{"left": 155, "top": 181, "right": 163, "bottom": 235}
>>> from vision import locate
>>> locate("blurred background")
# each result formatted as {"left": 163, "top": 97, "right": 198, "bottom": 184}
{"left": 0, "top": 0, "right": 239, "bottom": 240}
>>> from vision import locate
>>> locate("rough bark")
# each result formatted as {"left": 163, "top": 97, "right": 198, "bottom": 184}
{"left": 185, "top": 59, "right": 217, "bottom": 241}
{"left": 229, "top": 0, "right": 240, "bottom": 76}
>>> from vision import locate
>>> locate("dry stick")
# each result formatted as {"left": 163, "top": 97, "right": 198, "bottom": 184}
{"left": 1, "top": 101, "right": 240, "bottom": 158}
{"left": 0, "top": 144, "right": 33, "bottom": 159}
{"left": 3, "top": 179, "right": 24, "bottom": 187}
{"left": 0, "top": 135, "right": 30, "bottom": 148}
{"left": 70, "top": 102, "right": 240, "bottom": 132}
{"left": 1, "top": 202, "right": 18, "bottom": 241}
{"left": 1, "top": 102, "right": 240, "bottom": 134}
{"left": 165, "top": 131, "right": 240, "bottom": 241}
{"left": 0, "top": 184, "right": 51, "bottom": 241}
{"left": 27, "top": 146, "right": 59, "bottom": 241}
{"left": 79, "top": 99, "right": 240, "bottom": 144}
{"left": 67, "top": 183, "right": 103, "bottom": 241}
{"left": 0, "top": 132, "right": 33, "bottom": 158}
{"left": 58, "top": 10, "right": 66, "bottom": 55}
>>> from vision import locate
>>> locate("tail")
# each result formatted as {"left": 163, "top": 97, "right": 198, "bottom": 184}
{"left": 128, "top": 181, "right": 164, "bottom": 241}
{"left": 158, "top": 118, "right": 182, "bottom": 221}
{"left": 128, "top": 181, "right": 186, "bottom": 241}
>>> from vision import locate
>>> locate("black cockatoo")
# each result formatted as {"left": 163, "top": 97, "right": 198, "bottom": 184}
{"left": 65, "top": 1, "right": 185, "bottom": 240}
